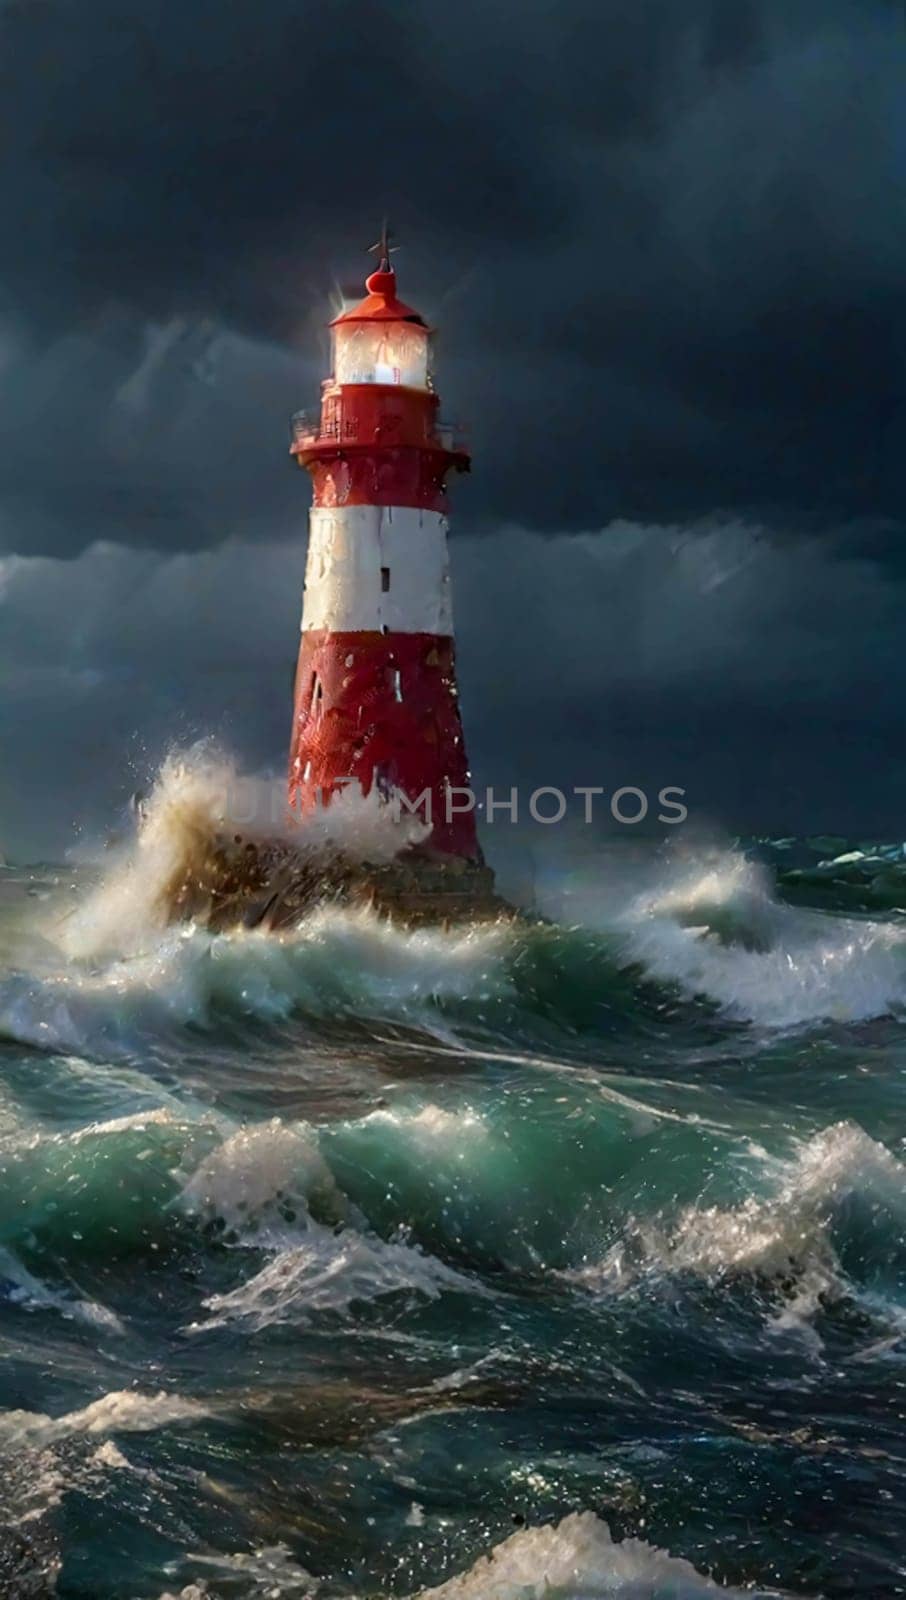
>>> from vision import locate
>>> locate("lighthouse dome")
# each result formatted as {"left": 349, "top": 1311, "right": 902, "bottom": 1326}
{"left": 331, "top": 263, "right": 431, "bottom": 389}
{"left": 330, "top": 266, "right": 428, "bottom": 328}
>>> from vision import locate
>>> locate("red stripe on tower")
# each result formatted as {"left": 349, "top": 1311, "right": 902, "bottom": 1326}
{"left": 287, "top": 228, "right": 481, "bottom": 860}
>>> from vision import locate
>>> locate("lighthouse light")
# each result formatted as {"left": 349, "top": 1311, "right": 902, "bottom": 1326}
{"left": 333, "top": 323, "right": 429, "bottom": 389}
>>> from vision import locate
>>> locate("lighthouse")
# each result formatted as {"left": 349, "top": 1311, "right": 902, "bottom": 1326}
{"left": 288, "top": 229, "right": 489, "bottom": 883}
{"left": 156, "top": 229, "right": 503, "bottom": 934}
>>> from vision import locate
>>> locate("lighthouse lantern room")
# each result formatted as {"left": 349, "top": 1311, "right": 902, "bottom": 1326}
{"left": 288, "top": 228, "right": 482, "bottom": 863}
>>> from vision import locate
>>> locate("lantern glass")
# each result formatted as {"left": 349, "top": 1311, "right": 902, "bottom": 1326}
{"left": 333, "top": 322, "right": 429, "bottom": 388}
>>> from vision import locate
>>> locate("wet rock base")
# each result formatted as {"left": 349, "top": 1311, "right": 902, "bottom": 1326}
{"left": 160, "top": 831, "right": 510, "bottom": 932}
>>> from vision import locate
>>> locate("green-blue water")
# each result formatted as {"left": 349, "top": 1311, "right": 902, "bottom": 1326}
{"left": 0, "top": 834, "right": 904, "bottom": 1598}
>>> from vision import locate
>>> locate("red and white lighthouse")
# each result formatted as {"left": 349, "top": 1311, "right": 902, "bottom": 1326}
{"left": 288, "top": 230, "right": 482, "bottom": 864}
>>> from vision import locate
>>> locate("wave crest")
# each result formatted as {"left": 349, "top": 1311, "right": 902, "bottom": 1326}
{"left": 617, "top": 847, "right": 906, "bottom": 1026}
{"left": 568, "top": 1121, "right": 906, "bottom": 1340}
{"left": 418, "top": 1510, "right": 774, "bottom": 1598}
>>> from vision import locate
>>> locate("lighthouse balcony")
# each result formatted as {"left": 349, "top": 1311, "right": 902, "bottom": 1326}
{"left": 290, "top": 408, "right": 467, "bottom": 455}
{"left": 291, "top": 409, "right": 353, "bottom": 447}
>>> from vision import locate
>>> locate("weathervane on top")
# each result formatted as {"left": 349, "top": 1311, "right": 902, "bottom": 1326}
{"left": 368, "top": 218, "right": 398, "bottom": 274}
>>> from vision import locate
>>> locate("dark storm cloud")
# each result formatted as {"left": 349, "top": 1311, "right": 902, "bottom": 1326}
{"left": 1, "top": 0, "right": 905, "bottom": 551}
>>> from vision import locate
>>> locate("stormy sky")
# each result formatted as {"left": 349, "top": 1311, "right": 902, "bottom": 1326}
{"left": 2, "top": 0, "right": 906, "bottom": 859}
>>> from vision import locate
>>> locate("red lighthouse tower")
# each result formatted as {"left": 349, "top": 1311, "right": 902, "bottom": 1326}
{"left": 288, "top": 229, "right": 484, "bottom": 871}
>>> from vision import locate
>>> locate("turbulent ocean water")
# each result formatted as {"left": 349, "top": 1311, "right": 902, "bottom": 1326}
{"left": 0, "top": 774, "right": 904, "bottom": 1596}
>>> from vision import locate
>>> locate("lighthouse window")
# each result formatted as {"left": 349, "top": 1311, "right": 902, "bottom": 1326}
{"left": 392, "top": 668, "right": 403, "bottom": 702}
{"left": 381, "top": 566, "right": 390, "bottom": 593}
{"left": 310, "top": 674, "right": 324, "bottom": 717}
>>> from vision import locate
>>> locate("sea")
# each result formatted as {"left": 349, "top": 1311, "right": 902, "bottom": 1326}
{"left": 0, "top": 755, "right": 903, "bottom": 1598}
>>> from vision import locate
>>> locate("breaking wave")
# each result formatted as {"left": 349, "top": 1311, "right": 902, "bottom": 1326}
{"left": 0, "top": 905, "right": 511, "bottom": 1057}
{"left": 1, "top": 887, "right": 902, "bottom": 1076}
{"left": 188, "top": 1229, "right": 479, "bottom": 1335}
{"left": 0, "top": 1390, "right": 210, "bottom": 1451}
{"left": 4, "top": 755, "right": 906, "bottom": 1064}
{"left": 566, "top": 1120, "right": 906, "bottom": 1345}
{"left": 612, "top": 847, "right": 906, "bottom": 1026}
{"left": 0, "top": 1085, "right": 900, "bottom": 1360}
{"left": 155, "top": 1511, "right": 786, "bottom": 1599}
{"left": 417, "top": 1510, "right": 783, "bottom": 1598}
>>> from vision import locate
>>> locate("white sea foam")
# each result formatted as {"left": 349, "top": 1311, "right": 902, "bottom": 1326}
{"left": 362, "top": 1102, "right": 489, "bottom": 1143}
{"left": 0, "top": 1389, "right": 210, "bottom": 1449}
{"left": 617, "top": 847, "right": 906, "bottom": 1026}
{"left": 158, "top": 1542, "right": 318, "bottom": 1598}
{"left": 178, "top": 1117, "right": 344, "bottom": 1234}
{"left": 90, "top": 1439, "right": 133, "bottom": 1471}
{"left": 417, "top": 1509, "right": 771, "bottom": 1598}
{"left": 203, "top": 903, "right": 510, "bottom": 1020}
{"left": 157, "top": 1514, "right": 776, "bottom": 1600}
{"left": 70, "top": 1106, "right": 179, "bottom": 1141}
{"left": 569, "top": 1121, "right": 905, "bottom": 1340}
{"left": 0, "top": 1448, "right": 66, "bottom": 1530}
{"left": 0, "top": 895, "right": 511, "bottom": 1056}
{"left": 6, "top": 829, "right": 906, "bottom": 1053}
{"left": 187, "top": 1223, "right": 479, "bottom": 1335}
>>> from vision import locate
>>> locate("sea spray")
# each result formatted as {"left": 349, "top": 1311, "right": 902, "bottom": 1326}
{"left": 60, "top": 740, "right": 430, "bottom": 963}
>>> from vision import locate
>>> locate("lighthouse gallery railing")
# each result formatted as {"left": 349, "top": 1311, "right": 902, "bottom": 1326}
{"left": 291, "top": 410, "right": 466, "bottom": 452}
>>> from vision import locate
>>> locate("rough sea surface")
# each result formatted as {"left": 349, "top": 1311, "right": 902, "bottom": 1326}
{"left": 0, "top": 794, "right": 904, "bottom": 1596}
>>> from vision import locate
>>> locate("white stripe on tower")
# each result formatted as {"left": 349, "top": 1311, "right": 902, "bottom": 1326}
{"left": 302, "top": 505, "right": 452, "bottom": 635}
